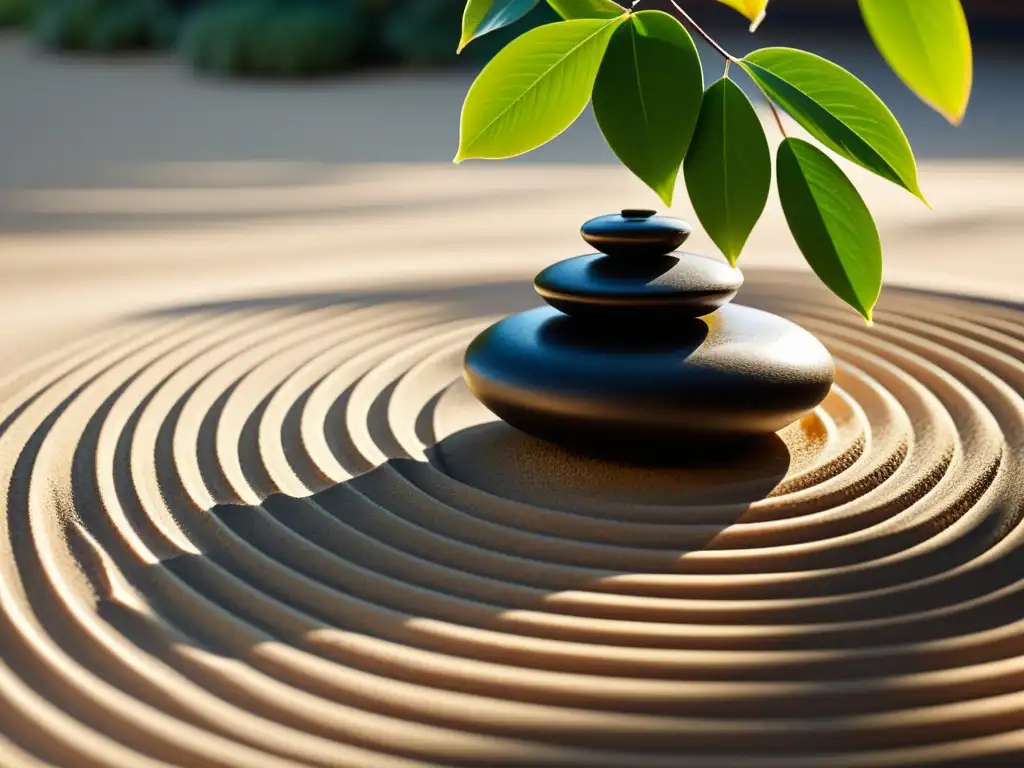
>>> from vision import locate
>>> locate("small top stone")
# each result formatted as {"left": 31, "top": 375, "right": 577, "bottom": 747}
{"left": 581, "top": 210, "right": 691, "bottom": 258}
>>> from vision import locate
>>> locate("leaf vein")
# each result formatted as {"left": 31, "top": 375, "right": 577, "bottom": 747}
{"left": 464, "top": 16, "right": 623, "bottom": 153}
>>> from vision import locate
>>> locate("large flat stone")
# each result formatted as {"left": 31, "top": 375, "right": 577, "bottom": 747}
{"left": 463, "top": 303, "right": 835, "bottom": 448}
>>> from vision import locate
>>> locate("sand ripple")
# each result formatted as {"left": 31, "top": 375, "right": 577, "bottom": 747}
{"left": 1, "top": 272, "right": 1023, "bottom": 767}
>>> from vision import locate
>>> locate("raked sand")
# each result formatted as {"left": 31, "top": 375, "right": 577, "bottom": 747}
{"left": 2, "top": 36, "right": 1024, "bottom": 767}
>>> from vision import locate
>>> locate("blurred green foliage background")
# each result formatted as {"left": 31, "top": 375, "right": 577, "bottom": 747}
{"left": 0, "top": 0, "right": 558, "bottom": 75}
{"left": 0, "top": 0, "right": 35, "bottom": 27}
{"left": 3, "top": 1, "right": 1020, "bottom": 78}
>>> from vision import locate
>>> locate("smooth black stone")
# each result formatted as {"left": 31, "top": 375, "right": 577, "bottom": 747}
{"left": 581, "top": 211, "right": 691, "bottom": 258}
{"left": 463, "top": 304, "right": 835, "bottom": 447}
{"left": 535, "top": 252, "right": 743, "bottom": 320}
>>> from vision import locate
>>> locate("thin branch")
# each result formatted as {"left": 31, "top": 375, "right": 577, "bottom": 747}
{"left": 660, "top": 0, "right": 785, "bottom": 141}
{"left": 768, "top": 100, "right": 788, "bottom": 138}
{"left": 665, "top": 0, "right": 734, "bottom": 61}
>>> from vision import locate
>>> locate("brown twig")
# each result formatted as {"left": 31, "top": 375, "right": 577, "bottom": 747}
{"left": 665, "top": 0, "right": 734, "bottom": 62}
{"left": 768, "top": 100, "right": 788, "bottom": 138}
{"left": 661, "top": 0, "right": 787, "bottom": 139}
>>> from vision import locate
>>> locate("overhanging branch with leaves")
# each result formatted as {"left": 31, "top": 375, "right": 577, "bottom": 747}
{"left": 453, "top": 0, "right": 973, "bottom": 322}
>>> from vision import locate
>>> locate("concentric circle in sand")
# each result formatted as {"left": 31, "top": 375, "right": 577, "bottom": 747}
{"left": 1, "top": 271, "right": 1023, "bottom": 767}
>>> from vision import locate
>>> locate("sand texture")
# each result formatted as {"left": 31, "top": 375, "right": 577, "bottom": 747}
{"left": 4, "top": 35, "right": 1024, "bottom": 767}
{"left": 0, "top": 269, "right": 1021, "bottom": 767}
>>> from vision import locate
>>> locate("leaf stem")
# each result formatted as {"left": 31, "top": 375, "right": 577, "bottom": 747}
{"left": 656, "top": 1, "right": 786, "bottom": 140}
{"left": 665, "top": 0, "right": 734, "bottom": 62}
{"left": 768, "top": 100, "right": 788, "bottom": 137}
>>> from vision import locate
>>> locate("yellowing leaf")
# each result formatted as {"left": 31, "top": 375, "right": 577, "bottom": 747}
{"left": 858, "top": 0, "right": 972, "bottom": 125}
{"left": 714, "top": 0, "right": 768, "bottom": 31}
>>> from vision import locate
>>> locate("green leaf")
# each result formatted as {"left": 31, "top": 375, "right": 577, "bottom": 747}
{"left": 459, "top": 0, "right": 539, "bottom": 53}
{"left": 683, "top": 78, "right": 770, "bottom": 265}
{"left": 776, "top": 138, "right": 882, "bottom": 322}
{"left": 858, "top": 0, "right": 972, "bottom": 125}
{"left": 455, "top": 16, "right": 626, "bottom": 162}
{"left": 546, "top": 0, "right": 623, "bottom": 20}
{"left": 740, "top": 47, "right": 926, "bottom": 203}
{"left": 593, "top": 11, "right": 703, "bottom": 206}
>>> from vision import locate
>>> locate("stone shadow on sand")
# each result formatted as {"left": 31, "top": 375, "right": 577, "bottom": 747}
{"left": 40, "top": 273, "right": 1024, "bottom": 763}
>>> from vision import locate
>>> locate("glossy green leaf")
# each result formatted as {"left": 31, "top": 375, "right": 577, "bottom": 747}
{"left": 546, "top": 0, "right": 623, "bottom": 20}
{"left": 741, "top": 47, "right": 925, "bottom": 203}
{"left": 714, "top": 0, "right": 768, "bottom": 31}
{"left": 858, "top": 0, "right": 972, "bottom": 124}
{"left": 683, "top": 78, "right": 769, "bottom": 265}
{"left": 455, "top": 16, "right": 626, "bottom": 162}
{"left": 777, "top": 138, "right": 882, "bottom": 322}
{"left": 593, "top": 11, "right": 703, "bottom": 206}
{"left": 459, "top": 0, "right": 539, "bottom": 53}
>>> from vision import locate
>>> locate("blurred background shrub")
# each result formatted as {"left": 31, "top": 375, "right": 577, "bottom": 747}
{"left": 382, "top": 0, "right": 556, "bottom": 67}
{"left": 178, "top": 0, "right": 366, "bottom": 77}
{"left": 32, "top": 0, "right": 177, "bottom": 52}
{"left": 179, "top": 0, "right": 556, "bottom": 77}
{"left": 0, "top": 0, "right": 37, "bottom": 28}
{"left": 32, "top": 0, "right": 1020, "bottom": 77}
{"left": 382, "top": 0, "right": 469, "bottom": 67}
{"left": 8, "top": 0, "right": 1024, "bottom": 73}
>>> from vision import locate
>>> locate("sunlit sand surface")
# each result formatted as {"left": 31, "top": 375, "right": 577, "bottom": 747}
{"left": 3, "top": 35, "right": 1024, "bottom": 767}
